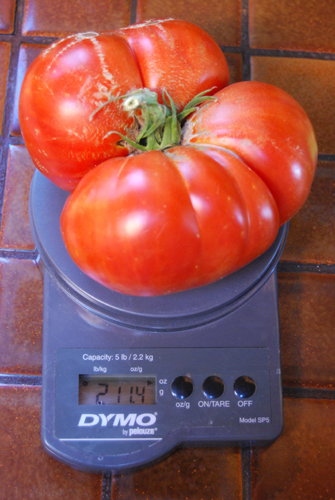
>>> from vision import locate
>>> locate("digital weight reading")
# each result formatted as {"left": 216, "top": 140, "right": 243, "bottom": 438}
{"left": 78, "top": 375, "right": 157, "bottom": 406}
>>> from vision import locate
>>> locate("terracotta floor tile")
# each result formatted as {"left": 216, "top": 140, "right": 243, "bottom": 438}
{"left": 0, "top": 42, "right": 11, "bottom": 133}
{"left": 249, "top": 0, "right": 335, "bottom": 52}
{"left": 251, "top": 398, "right": 335, "bottom": 499}
{"left": 0, "top": 259, "right": 43, "bottom": 374}
{"left": 0, "top": 146, "right": 36, "bottom": 249}
{"left": 0, "top": 0, "right": 16, "bottom": 33}
{"left": 12, "top": 43, "right": 47, "bottom": 136}
{"left": 278, "top": 273, "right": 335, "bottom": 389}
{"left": 251, "top": 56, "right": 335, "bottom": 155}
{"left": 136, "top": 0, "right": 242, "bottom": 46}
{"left": 281, "top": 161, "right": 335, "bottom": 265}
{"left": 113, "top": 447, "right": 242, "bottom": 499}
{"left": 22, "top": 0, "right": 131, "bottom": 37}
{"left": 225, "top": 52, "right": 243, "bottom": 85}
{"left": 0, "top": 385, "right": 102, "bottom": 500}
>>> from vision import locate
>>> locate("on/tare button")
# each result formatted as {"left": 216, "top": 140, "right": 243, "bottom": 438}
{"left": 234, "top": 376, "right": 256, "bottom": 398}
{"left": 171, "top": 376, "right": 193, "bottom": 399}
{"left": 202, "top": 376, "right": 224, "bottom": 399}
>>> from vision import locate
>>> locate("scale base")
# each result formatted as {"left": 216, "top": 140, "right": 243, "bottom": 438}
{"left": 41, "top": 268, "right": 283, "bottom": 473}
{"left": 29, "top": 170, "right": 286, "bottom": 473}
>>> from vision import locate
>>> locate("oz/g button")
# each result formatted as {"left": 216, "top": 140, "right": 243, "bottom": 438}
{"left": 171, "top": 376, "right": 193, "bottom": 399}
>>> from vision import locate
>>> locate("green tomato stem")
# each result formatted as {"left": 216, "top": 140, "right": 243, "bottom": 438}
{"left": 91, "top": 86, "right": 217, "bottom": 152}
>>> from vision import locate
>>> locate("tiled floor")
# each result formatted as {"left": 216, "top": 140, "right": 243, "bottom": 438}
{"left": 0, "top": 0, "right": 334, "bottom": 499}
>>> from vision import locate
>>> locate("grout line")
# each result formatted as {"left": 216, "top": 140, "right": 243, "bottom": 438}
{"left": 0, "top": 38, "right": 333, "bottom": 62}
{"left": 0, "top": 140, "right": 7, "bottom": 206}
{"left": 220, "top": 46, "right": 244, "bottom": 54}
{"left": 217, "top": 45, "right": 335, "bottom": 62}
{"left": 283, "top": 386, "right": 335, "bottom": 400}
{"left": 0, "top": 91, "right": 13, "bottom": 227}
{"left": 101, "top": 471, "right": 113, "bottom": 500}
{"left": 278, "top": 261, "right": 335, "bottom": 275}
{"left": 318, "top": 154, "right": 335, "bottom": 162}
{"left": 241, "top": 0, "right": 251, "bottom": 81}
{"left": 15, "top": 35, "right": 58, "bottom": 45}
{"left": 0, "top": 34, "right": 59, "bottom": 45}
{"left": 0, "top": 136, "right": 25, "bottom": 145}
{"left": 0, "top": 0, "right": 25, "bottom": 228}
{"left": 129, "top": 0, "right": 138, "bottom": 25}
{"left": 249, "top": 48, "right": 335, "bottom": 61}
{"left": 13, "top": 0, "right": 25, "bottom": 35}
{"left": 1, "top": 32, "right": 334, "bottom": 62}
{"left": 0, "top": 374, "right": 42, "bottom": 386}
{"left": 241, "top": 445, "right": 252, "bottom": 500}
{"left": 0, "top": 248, "right": 39, "bottom": 259}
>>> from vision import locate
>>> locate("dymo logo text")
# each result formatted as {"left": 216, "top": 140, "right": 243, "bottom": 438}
{"left": 78, "top": 413, "right": 157, "bottom": 427}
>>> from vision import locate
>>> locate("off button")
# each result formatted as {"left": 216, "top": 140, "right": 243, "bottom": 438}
{"left": 171, "top": 376, "right": 193, "bottom": 399}
{"left": 234, "top": 376, "right": 256, "bottom": 398}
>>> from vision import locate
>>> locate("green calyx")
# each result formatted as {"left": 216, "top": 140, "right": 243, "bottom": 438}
{"left": 89, "top": 87, "right": 216, "bottom": 152}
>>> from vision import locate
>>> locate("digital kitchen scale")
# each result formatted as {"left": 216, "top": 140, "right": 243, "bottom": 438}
{"left": 29, "top": 169, "right": 288, "bottom": 473}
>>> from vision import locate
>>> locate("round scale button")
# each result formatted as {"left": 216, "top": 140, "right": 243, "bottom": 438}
{"left": 234, "top": 376, "right": 256, "bottom": 398}
{"left": 202, "top": 376, "right": 224, "bottom": 399}
{"left": 171, "top": 376, "right": 193, "bottom": 399}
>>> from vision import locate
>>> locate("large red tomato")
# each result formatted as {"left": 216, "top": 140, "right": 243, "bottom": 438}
{"left": 19, "top": 19, "right": 229, "bottom": 190}
{"left": 61, "top": 82, "right": 317, "bottom": 296}
{"left": 61, "top": 143, "right": 281, "bottom": 296}
{"left": 19, "top": 19, "right": 317, "bottom": 296}
{"left": 183, "top": 82, "right": 318, "bottom": 225}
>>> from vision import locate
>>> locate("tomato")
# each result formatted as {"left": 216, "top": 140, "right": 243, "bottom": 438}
{"left": 61, "top": 144, "right": 281, "bottom": 296}
{"left": 61, "top": 82, "right": 317, "bottom": 296}
{"left": 19, "top": 19, "right": 229, "bottom": 191}
{"left": 20, "top": 19, "right": 317, "bottom": 296}
{"left": 183, "top": 82, "right": 318, "bottom": 225}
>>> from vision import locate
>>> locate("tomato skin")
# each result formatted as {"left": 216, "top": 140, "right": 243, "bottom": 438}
{"left": 183, "top": 81, "right": 318, "bottom": 225}
{"left": 61, "top": 147, "right": 257, "bottom": 296}
{"left": 19, "top": 20, "right": 229, "bottom": 191}
{"left": 61, "top": 144, "right": 282, "bottom": 296}
{"left": 19, "top": 33, "right": 142, "bottom": 191}
{"left": 61, "top": 150, "right": 202, "bottom": 295}
{"left": 197, "top": 146, "right": 280, "bottom": 266}
{"left": 116, "top": 19, "right": 229, "bottom": 111}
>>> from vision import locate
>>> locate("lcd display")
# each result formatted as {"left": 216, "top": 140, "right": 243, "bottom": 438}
{"left": 79, "top": 374, "right": 156, "bottom": 405}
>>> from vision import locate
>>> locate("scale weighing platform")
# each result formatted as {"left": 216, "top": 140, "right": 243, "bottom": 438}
{"left": 29, "top": 170, "right": 288, "bottom": 473}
